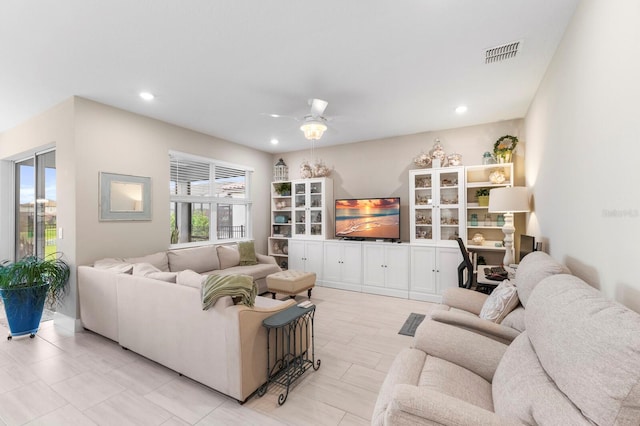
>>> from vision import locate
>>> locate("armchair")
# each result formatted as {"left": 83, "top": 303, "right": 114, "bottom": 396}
{"left": 430, "top": 251, "right": 570, "bottom": 344}
{"left": 373, "top": 275, "right": 640, "bottom": 425}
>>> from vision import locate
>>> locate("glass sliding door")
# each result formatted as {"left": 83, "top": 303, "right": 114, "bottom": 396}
{"left": 15, "top": 158, "right": 35, "bottom": 259}
{"left": 15, "top": 150, "right": 56, "bottom": 260}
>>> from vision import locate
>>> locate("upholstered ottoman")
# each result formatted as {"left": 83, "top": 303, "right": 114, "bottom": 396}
{"left": 266, "top": 270, "right": 316, "bottom": 299}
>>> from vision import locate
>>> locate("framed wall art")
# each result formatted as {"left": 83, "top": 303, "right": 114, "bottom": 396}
{"left": 99, "top": 172, "right": 151, "bottom": 221}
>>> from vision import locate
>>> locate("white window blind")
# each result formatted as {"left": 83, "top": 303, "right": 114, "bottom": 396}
{"left": 169, "top": 151, "right": 253, "bottom": 246}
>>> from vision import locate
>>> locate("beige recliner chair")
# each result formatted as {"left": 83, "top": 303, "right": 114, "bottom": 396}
{"left": 373, "top": 274, "right": 640, "bottom": 425}
{"left": 430, "top": 251, "right": 571, "bottom": 344}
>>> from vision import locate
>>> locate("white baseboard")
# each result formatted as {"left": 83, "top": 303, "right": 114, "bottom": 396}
{"left": 53, "top": 312, "right": 83, "bottom": 333}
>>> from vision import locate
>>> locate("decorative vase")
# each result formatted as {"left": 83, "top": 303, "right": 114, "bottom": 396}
{"left": 497, "top": 214, "right": 505, "bottom": 227}
{"left": 413, "top": 151, "right": 432, "bottom": 168}
{"left": 478, "top": 195, "right": 489, "bottom": 207}
{"left": 299, "top": 162, "right": 312, "bottom": 179}
{"left": 497, "top": 152, "right": 512, "bottom": 163}
{"left": 470, "top": 213, "right": 478, "bottom": 226}
{"left": 429, "top": 138, "right": 446, "bottom": 167}
{"left": 482, "top": 152, "right": 494, "bottom": 165}
{"left": 447, "top": 153, "right": 462, "bottom": 166}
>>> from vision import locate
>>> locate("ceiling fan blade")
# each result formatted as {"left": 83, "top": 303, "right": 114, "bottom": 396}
{"left": 259, "top": 112, "right": 300, "bottom": 121}
{"left": 309, "top": 98, "right": 328, "bottom": 117}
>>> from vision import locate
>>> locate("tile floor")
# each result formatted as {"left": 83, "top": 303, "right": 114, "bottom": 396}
{"left": 0, "top": 286, "right": 439, "bottom": 425}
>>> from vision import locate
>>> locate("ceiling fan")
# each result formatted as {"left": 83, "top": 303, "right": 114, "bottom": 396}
{"left": 268, "top": 98, "right": 331, "bottom": 141}
{"left": 300, "top": 98, "right": 329, "bottom": 140}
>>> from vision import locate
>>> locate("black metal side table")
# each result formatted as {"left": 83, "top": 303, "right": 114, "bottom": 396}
{"left": 257, "top": 304, "right": 320, "bottom": 405}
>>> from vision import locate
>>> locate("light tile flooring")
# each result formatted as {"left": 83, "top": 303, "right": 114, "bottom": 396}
{"left": 0, "top": 286, "right": 439, "bottom": 425}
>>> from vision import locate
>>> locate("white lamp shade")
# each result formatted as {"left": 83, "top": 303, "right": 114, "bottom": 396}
{"left": 488, "top": 187, "right": 530, "bottom": 213}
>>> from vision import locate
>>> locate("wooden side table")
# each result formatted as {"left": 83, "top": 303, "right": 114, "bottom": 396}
{"left": 257, "top": 304, "right": 320, "bottom": 405}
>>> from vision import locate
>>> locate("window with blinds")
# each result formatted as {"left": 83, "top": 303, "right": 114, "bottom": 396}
{"left": 169, "top": 151, "right": 253, "bottom": 245}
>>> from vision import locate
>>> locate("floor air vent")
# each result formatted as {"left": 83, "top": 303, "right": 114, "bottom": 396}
{"left": 485, "top": 40, "right": 521, "bottom": 64}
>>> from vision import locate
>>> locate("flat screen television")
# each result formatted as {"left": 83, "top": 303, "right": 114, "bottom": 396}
{"left": 335, "top": 198, "right": 400, "bottom": 240}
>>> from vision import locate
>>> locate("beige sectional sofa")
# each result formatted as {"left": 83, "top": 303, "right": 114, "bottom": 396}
{"left": 78, "top": 244, "right": 294, "bottom": 402}
{"left": 373, "top": 270, "right": 640, "bottom": 424}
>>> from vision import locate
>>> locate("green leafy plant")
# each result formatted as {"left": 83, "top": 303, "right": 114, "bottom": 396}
{"left": 476, "top": 188, "right": 490, "bottom": 197}
{"left": 0, "top": 254, "right": 70, "bottom": 306}
{"left": 273, "top": 182, "right": 291, "bottom": 195}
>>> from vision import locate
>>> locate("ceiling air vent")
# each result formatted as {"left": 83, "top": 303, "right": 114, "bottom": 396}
{"left": 485, "top": 40, "right": 521, "bottom": 64}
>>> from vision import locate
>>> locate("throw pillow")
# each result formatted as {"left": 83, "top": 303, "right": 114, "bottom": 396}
{"left": 238, "top": 241, "right": 258, "bottom": 266}
{"left": 177, "top": 269, "right": 205, "bottom": 288}
{"left": 217, "top": 245, "right": 240, "bottom": 269}
{"left": 132, "top": 262, "right": 161, "bottom": 276}
{"left": 479, "top": 279, "right": 520, "bottom": 323}
{"left": 132, "top": 263, "right": 177, "bottom": 283}
{"left": 94, "top": 258, "right": 133, "bottom": 274}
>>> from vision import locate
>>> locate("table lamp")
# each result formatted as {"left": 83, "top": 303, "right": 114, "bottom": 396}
{"left": 488, "top": 186, "right": 530, "bottom": 266}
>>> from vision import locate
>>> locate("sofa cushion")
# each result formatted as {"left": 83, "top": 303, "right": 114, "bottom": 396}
{"left": 419, "top": 356, "right": 493, "bottom": 412}
{"left": 167, "top": 245, "right": 220, "bottom": 273}
{"left": 238, "top": 241, "right": 258, "bottom": 266}
{"left": 514, "top": 251, "right": 569, "bottom": 307}
{"left": 479, "top": 280, "right": 519, "bottom": 323}
{"left": 125, "top": 251, "right": 170, "bottom": 272}
{"left": 493, "top": 332, "right": 587, "bottom": 425}
{"left": 94, "top": 258, "right": 133, "bottom": 274}
{"left": 526, "top": 274, "right": 640, "bottom": 426}
{"left": 208, "top": 262, "right": 281, "bottom": 282}
{"left": 132, "top": 263, "right": 177, "bottom": 283}
{"left": 217, "top": 245, "right": 240, "bottom": 269}
{"left": 500, "top": 306, "right": 525, "bottom": 332}
{"left": 176, "top": 269, "right": 205, "bottom": 289}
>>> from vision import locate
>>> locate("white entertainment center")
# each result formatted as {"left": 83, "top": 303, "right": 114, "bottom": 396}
{"left": 269, "top": 163, "right": 514, "bottom": 303}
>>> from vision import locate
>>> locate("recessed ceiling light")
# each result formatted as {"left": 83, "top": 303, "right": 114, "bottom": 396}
{"left": 270, "top": 138, "right": 279, "bottom": 145}
{"left": 455, "top": 105, "right": 468, "bottom": 114}
{"left": 139, "top": 92, "right": 155, "bottom": 101}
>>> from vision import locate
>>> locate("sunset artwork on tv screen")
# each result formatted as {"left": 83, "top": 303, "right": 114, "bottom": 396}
{"left": 335, "top": 198, "right": 400, "bottom": 240}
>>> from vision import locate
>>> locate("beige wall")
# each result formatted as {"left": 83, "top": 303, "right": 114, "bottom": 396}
{"left": 72, "top": 98, "right": 274, "bottom": 264}
{"left": 274, "top": 119, "right": 525, "bottom": 243}
{"left": 525, "top": 1, "right": 640, "bottom": 311}
{"left": 0, "top": 98, "right": 77, "bottom": 319}
{"left": 0, "top": 97, "right": 275, "bottom": 322}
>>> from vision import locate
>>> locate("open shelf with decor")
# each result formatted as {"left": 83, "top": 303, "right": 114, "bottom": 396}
{"left": 270, "top": 181, "right": 292, "bottom": 270}
{"left": 270, "top": 178, "right": 333, "bottom": 272}
{"left": 464, "top": 163, "right": 514, "bottom": 264}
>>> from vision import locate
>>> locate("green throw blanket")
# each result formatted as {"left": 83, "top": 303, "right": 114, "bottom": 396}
{"left": 201, "top": 274, "right": 257, "bottom": 310}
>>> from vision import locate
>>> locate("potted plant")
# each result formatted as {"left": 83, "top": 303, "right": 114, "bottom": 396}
{"left": 0, "top": 254, "right": 70, "bottom": 340}
{"left": 493, "top": 135, "right": 518, "bottom": 163}
{"left": 273, "top": 182, "right": 291, "bottom": 196}
{"left": 476, "top": 188, "right": 490, "bottom": 206}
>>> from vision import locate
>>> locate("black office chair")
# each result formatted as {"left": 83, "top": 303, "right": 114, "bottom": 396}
{"left": 456, "top": 238, "right": 474, "bottom": 289}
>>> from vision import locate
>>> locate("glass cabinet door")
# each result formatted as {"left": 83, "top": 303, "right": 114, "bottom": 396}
{"left": 413, "top": 173, "right": 434, "bottom": 242}
{"left": 410, "top": 167, "right": 465, "bottom": 245}
{"left": 292, "top": 179, "right": 329, "bottom": 238}
{"left": 437, "top": 170, "right": 461, "bottom": 243}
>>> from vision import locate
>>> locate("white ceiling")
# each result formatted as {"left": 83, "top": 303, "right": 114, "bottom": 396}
{"left": 0, "top": 1, "right": 579, "bottom": 153}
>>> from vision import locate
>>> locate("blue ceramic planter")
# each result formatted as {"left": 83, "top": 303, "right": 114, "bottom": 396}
{"left": 0, "top": 283, "right": 49, "bottom": 339}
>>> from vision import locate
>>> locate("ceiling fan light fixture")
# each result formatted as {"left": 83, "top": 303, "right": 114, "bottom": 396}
{"left": 300, "top": 119, "right": 327, "bottom": 140}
